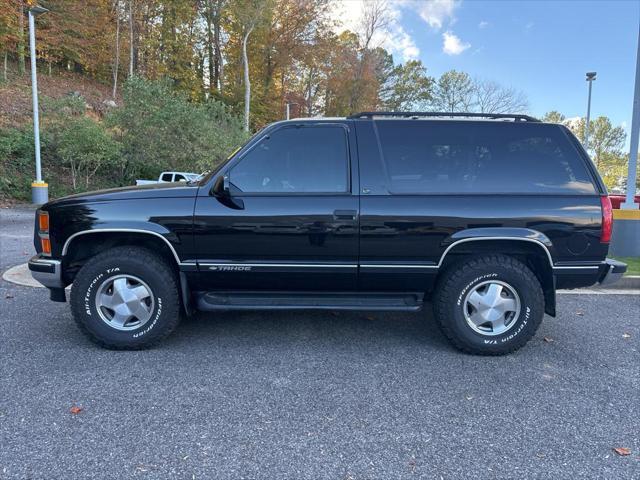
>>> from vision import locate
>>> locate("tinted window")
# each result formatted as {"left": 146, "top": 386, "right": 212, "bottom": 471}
{"left": 230, "top": 125, "right": 349, "bottom": 193}
{"left": 174, "top": 174, "right": 186, "bottom": 182}
{"left": 161, "top": 173, "right": 173, "bottom": 182}
{"left": 375, "top": 121, "right": 596, "bottom": 194}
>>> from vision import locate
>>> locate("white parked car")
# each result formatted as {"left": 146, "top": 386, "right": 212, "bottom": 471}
{"left": 135, "top": 171, "right": 201, "bottom": 186}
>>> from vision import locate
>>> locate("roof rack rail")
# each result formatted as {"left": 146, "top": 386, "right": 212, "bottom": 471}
{"left": 347, "top": 111, "right": 540, "bottom": 122}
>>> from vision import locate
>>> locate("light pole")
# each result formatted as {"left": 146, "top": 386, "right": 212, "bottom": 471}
{"left": 608, "top": 22, "right": 639, "bottom": 258}
{"left": 622, "top": 20, "right": 640, "bottom": 210}
{"left": 584, "top": 71, "right": 596, "bottom": 151}
{"left": 28, "top": 5, "right": 49, "bottom": 205}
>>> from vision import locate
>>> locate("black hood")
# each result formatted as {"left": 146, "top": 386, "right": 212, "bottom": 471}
{"left": 45, "top": 182, "right": 199, "bottom": 207}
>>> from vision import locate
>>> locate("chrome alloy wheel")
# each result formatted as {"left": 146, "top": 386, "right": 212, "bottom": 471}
{"left": 94, "top": 274, "right": 155, "bottom": 331}
{"left": 462, "top": 280, "right": 521, "bottom": 336}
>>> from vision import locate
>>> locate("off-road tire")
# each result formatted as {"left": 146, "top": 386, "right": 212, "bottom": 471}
{"left": 433, "top": 254, "right": 545, "bottom": 355}
{"left": 70, "top": 246, "right": 181, "bottom": 349}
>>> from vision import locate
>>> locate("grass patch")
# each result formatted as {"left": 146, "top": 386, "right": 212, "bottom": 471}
{"left": 612, "top": 257, "right": 640, "bottom": 276}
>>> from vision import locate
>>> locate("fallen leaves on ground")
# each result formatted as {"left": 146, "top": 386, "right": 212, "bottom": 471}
{"left": 69, "top": 406, "right": 83, "bottom": 415}
{"left": 613, "top": 447, "right": 631, "bottom": 456}
{"left": 543, "top": 336, "right": 554, "bottom": 343}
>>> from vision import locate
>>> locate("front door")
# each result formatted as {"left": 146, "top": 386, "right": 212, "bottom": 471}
{"left": 193, "top": 122, "right": 359, "bottom": 291}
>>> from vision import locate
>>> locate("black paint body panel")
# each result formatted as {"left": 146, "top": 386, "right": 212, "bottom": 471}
{"left": 37, "top": 118, "right": 610, "bottom": 300}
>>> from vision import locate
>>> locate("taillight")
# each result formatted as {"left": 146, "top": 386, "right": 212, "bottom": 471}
{"left": 37, "top": 210, "right": 51, "bottom": 256}
{"left": 600, "top": 195, "right": 613, "bottom": 243}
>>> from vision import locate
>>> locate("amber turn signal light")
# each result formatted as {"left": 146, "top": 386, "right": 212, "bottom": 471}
{"left": 41, "top": 237, "right": 51, "bottom": 255}
{"left": 38, "top": 211, "right": 49, "bottom": 232}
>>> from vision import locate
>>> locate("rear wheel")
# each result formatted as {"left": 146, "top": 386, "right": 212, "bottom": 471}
{"left": 70, "top": 246, "right": 181, "bottom": 349}
{"left": 433, "top": 255, "right": 545, "bottom": 355}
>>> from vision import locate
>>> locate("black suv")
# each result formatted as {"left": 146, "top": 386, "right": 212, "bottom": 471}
{"left": 29, "top": 112, "right": 626, "bottom": 354}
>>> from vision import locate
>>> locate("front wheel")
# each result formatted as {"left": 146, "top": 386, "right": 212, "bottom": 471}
{"left": 70, "top": 246, "right": 181, "bottom": 349}
{"left": 432, "top": 255, "right": 545, "bottom": 355}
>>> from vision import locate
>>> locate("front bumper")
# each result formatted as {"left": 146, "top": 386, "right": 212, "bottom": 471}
{"left": 598, "top": 258, "right": 628, "bottom": 286}
{"left": 28, "top": 255, "right": 64, "bottom": 288}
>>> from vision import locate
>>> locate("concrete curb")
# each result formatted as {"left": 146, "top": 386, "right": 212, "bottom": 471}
{"left": 600, "top": 275, "right": 640, "bottom": 290}
{"left": 2, "top": 263, "right": 44, "bottom": 288}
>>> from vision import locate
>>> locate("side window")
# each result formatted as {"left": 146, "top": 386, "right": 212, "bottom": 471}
{"left": 174, "top": 174, "right": 187, "bottom": 182}
{"left": 229, "top": 125, "right": 349, "bottom": 193}
{"left": 375, "top": 121, "right": 596, "bottom": 194}
{"left": 161, "top": 173, "right": 173, "bottom": 182}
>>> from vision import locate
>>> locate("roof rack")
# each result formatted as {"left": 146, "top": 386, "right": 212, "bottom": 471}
{"left": 347, "top": 111, "right": 540, "bottom": 122}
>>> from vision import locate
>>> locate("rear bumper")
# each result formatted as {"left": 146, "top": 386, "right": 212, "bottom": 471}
{"left": 598, "top": 258, "right": 627, "bottom": 286}
{"left": 28, "top": 255, "right": 64, "bottom": 288}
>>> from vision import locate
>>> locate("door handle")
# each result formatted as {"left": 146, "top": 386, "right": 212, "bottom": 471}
{"left": 333, "top": 209, "right": 357, "bottom": 220}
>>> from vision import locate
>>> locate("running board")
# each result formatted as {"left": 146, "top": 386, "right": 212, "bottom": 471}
{"left": 195, "top": 292, "right": 424, "bottom": 312}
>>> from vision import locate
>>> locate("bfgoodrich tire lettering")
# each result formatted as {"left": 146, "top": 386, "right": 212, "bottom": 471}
{"left": 70, "top": 246, "right": 181, "bottom": 349}
{"left": 433, "top": 254, "right": 544, "bottom": 355}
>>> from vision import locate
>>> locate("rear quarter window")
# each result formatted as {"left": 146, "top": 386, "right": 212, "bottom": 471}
{"left": 374, "top": 121, "right": 597, "bottom": 195}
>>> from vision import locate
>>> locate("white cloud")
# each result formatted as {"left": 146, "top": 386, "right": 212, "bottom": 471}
{"left": 330, "top": 0, "right": 363, "bottom": 33}
{"left": 442, "top": 31, "right": 470, "bottom": 55}
{"left": 386, "top": 27, "right": 420, "bottom": 60}
{"left": 417, "top": 0, "right": 461, "bottom": 30}
{"left": 330, "top": 0, "right": 420, "bottom": 62}
{"left": 478, "top": 20, "right": 490, "bottom": 29}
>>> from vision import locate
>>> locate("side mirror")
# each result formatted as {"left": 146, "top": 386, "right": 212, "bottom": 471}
{"left": 212, "top": 174, "right": 230, "bottom": 197}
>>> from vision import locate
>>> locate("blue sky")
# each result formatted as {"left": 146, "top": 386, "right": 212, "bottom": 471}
{"left": 336, "top": 0, "right": 639, "bottom": 140}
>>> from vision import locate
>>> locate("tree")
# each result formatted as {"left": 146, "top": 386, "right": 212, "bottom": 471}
{"left": 112, "top": 0, "right": 122, "bottom": 98}
{"left": 566, "top": 116, "right": 626, "bottom": 169}
{"left": 381, "top": 59, "right": 433, "bottom": 111}
{"left": 230, "top": 0, "right": 268, "bottom": 131}
{"left": 542, "top": 111, "right": 565, "bottom": 123}
{"left": 107, "top": 77, "right": 247, "bottom": 180}
{"left": 473, "top": 78, "right": 528, "bottom": 113}
{"left": 431, "top": 70, "right": 475, "bottom": 112}
{"left": 17, "top": 0, "right": 25, "bottom": 75}
{"left": 202, "top": 0, "right": 226, "bottom": 95}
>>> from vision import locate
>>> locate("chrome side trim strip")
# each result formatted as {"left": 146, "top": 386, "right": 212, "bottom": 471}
{"left": 360, "top": 264, "right": 437, "bottom": 269}
{"left": 552, "top": 266, "right": 600, "bottom": 270}
{"left": 199, "top": 263, "right": 357, "bottom": 268}
{"left": 62, "top": 228, "right": 184, "bottom": 265}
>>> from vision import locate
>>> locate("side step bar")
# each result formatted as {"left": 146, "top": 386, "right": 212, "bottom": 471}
{"left": 195, "top": 292, "right": 424, "bottom": 312}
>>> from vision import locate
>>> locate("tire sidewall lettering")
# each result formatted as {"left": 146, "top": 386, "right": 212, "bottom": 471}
{"left": 457, "top": 273, "right": 498, "bottom": 307}
{"left": 132, "top": 297, "right": 162, "bottom": 338}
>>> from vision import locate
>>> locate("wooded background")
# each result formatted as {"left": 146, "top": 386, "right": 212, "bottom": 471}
{"left": 0, "top": 0, "right": 634, "bottom": 201}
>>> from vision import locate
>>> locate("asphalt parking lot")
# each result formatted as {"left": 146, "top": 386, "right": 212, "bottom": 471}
{"left": 1, "top": 206, "right": 639, "bottom": 479}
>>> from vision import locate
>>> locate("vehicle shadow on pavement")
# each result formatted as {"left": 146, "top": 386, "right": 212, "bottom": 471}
{"left": 165, "top": 307, "right": 453, "bottom": 353}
